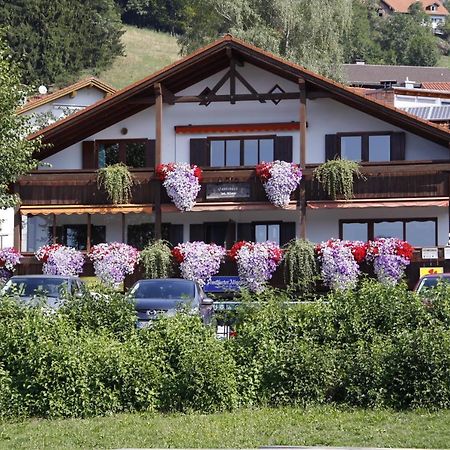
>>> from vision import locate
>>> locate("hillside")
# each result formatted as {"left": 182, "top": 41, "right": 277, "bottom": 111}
{"left": 97, "top": 25, "right": 180, "bottom": 89}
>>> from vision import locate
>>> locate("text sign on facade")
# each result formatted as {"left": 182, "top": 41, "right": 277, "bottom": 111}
{"left": 204, "top": 276, "right": 242, "bottom": 293}
{"left": 421, "top": 247, "right": 439, "bottom": 260}
{"left": 206, "top": 183, "right": 251, "bottom": 200}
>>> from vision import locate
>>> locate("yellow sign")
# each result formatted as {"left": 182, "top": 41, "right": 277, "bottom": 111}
{"left": 419, "top": 267, "right": 444, "bottom": 278}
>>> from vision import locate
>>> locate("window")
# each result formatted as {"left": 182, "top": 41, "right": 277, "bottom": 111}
{"left": 339, "top": 133, "right": 391, "bottom": 162}
{"left": 254, "top": 223, "right": 280, "bottom": 245}
{"left": 340, "top": 218, "right": 437, "bottom": 247}
{"left": 127, "top": 223, "right": 182, "bottom": 250}
{"left": 96, "top": 140, "right": 150, "bottom": 168}
{"left": 51, "top": 225, "right": 105, "bottom": 250}
{"left": 209, "top": 137, "right": 275, "bottom": 167}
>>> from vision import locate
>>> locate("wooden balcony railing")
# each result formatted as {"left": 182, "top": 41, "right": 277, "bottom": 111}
{"left": 15, "top": 162, "right": 450, "bottom": 207}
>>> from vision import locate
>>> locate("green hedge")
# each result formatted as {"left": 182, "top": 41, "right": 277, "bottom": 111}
{"left": 0, "top": 279, "right": 449, "bottom": 418}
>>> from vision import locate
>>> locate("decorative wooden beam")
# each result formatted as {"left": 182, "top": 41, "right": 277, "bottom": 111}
{"left": 13, "top": 208, "right": 21, "bottom": 251}
{"left": 307, "top": 90, "right": 336, "bottom": 100}
{"left": 234, "top": 70, "right": 266, "bottom": 103}
{"left": 230, "top": 58, "right": 236, "bottom": 104}
{"left": 53, "top": 214, "right": 57, "bottom": 245}
{"left": 161, "top": 85, "right": 176, "bottom": 105}
{"left": 200, "top": 69, "right": 231, "bottom": 106}
{"left": 175, "top": 92, "right": 301, "bottom": 103}
{"left": 87, "top": 213, "right": 91, "bottom": 252}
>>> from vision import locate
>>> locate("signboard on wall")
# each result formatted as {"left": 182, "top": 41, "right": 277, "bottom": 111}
{"left": 421, "top": 247, "right": 439, "bottom": 260}
{"left": 204, "top": 276, "right": 242, "bottom": 293}
{"left": 419, "top": 267, "right": 444, "bottom": 277}
{"left": 206, "top": 183, "right": 251, "bottom": 200}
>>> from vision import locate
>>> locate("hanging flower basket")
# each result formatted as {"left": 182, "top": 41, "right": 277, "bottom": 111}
{"left": 172, "top": 241, "right": 225, "bottom": 287}
{"left": 156, "top": 163, "right": 202, "bottom": 211}
{"left": 35, "top": 244, "right": 84, "bottom": 276}
{"left": 88, "top": 242, "right": 140, "bottom": 287}
{"left": 316, "top": 239, "right": 361, "bottom": 291}
{"left": 256, "top": 160, "right": 302, "bottom": 208}
{"left": 366, "top": 238, "right": 413, "bottom": 285}
{"left": 229, "top": 241, "right": 283, "bottom": 292}
{"left": 0, "top": 247, "right": 22, "bottom": 282}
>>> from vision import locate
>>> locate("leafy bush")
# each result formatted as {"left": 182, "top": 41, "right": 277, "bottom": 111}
{"left": 97, "top": 163, "right": 135, "bottom": 204}
{"left": 140, "top": 240, "right": 173, "bottom": 278}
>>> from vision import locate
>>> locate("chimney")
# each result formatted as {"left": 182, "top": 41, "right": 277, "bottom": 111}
{"left": 404, "top": 77, "right": 415, "bottom": 89}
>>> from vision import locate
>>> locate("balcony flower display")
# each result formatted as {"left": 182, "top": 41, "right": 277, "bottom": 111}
{"left": 88, "top": 242, "right": 140, "bottom": 287}
{"left": 0, "top": 247, "right": 22, "bottom": 282}
{"left": 229, "top": 241, "right": 283, "bottom": 292}
{"left": 156, "top": 163, "right": 202, "bottom": 211}
{"left": 367, "top": 238, "right": 413, "bottom": 285}
{"left": 35, "top": 244, "right": 84, "bottom": 276}
{"left": 172, "top": 241, "right": 226, "bottom": 287}
{"left": 256, "top": 160, "right": 302, "bottom": 208}
{"left": 316, "top": 239, "right": 361, "bottom": 290}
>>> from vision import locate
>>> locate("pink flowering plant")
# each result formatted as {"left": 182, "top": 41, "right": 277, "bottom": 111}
{"left": 35, "top": 244, "right": 84, "bottom": 276}
{"left": 172, "top": 241, "right": 225, "bottom": 287}
{"left": 229, "top": 241, "right": 283, "bottom": 293}
{"left": 366, "top": 238, "right": 413, "bottom": 285}
{"left": 88, "top": 242, "right": 140, "bottom": 287}
{"left": 316, "top": 239, "right": 360, "bottom": 290}
{"left": 256, "top": 160, "right": 302, "bottom": 208}
{"left": 156, "top": 163, "right": 202, "bottom": 211}
{"left": 0, "top": 247, "right": 22, "bottom": 282}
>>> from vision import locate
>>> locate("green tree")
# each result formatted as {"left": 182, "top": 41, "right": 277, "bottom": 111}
{"left": 0, "top": 36, "right": 40, "bottom": 208}
{"left": 0, "top": 0, "right": 124, "bottom": 86}
{"left": 179, "top": 0, "right": 353, "bottom": 79}
{"left": 378, "top": 3, "right": 439, "bottom": 66}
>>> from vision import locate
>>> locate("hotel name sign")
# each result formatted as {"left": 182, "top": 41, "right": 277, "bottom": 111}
{"left": 206, "top": 183, "right": 251, "bottom": 200}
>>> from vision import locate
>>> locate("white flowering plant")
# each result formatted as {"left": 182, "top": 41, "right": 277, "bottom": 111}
{"left": 256, "top": 160, "right": 302, "bottom": 208}
{"left": 156, "top": 163, "right": 202, "bottom": 211}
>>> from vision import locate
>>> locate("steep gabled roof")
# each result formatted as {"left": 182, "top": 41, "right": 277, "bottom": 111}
{"left": 30, "top": 35, "right": 450, "bottom": 158}
{"left": 18, "top": 77, "right": 116, "bottom": 114}
{"left": 381, "top": 0, "right": 449, "bottom": 15}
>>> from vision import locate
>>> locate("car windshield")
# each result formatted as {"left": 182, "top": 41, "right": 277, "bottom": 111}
{"left": 133, "top": 281, "right": 195, "bottom": 299}
{"left": 421, "top": 277, "right": 450, "bottom": 290}
{"left": 6, "top": 278, "right": 69, "bottom": 298}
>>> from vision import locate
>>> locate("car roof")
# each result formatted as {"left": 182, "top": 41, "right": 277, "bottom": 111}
{"left": 10, "top": 275, "right": 77, "bottom": 279}
{"left": 420, "top": 273, "right": 450, "bottom": 279}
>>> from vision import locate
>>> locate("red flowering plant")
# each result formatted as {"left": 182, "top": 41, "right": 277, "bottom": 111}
{"left": 35, "top": 244, "right": 62, "bottom": 263}
{"left": 155, "top": 163, "right": 203, "bottom": 211}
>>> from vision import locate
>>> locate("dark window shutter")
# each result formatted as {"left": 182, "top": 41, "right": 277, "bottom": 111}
{"left": 169, "top": 224, "right": 184, "bottom": 247}
{"left": 325, "top": 134, "right": 339, "bottom": 161}
{"left": 189, "top": 224, "right": 204, "bottom": 242}
{"left": 190, "top": 138, "right": 208, "bottom": 167}
{"left": 274, "top": 136, "right": 293, "bottom": 162}
{"left": 145, "top": 140, "right": 156, "bottom": 168}
{"left": 390, "top": 132, "right": 405, "bottom": 161}
{"left": 280, "top": 222, "right": 296, "bottom": 246}
{"left": 237, "top": 223, "right": 252, "bottom": 241}
{"left": 225, "top": 220, "right": 236, "bottom": 249}
{"left": 82, "top": 141, "right": 97, "bottom": 169}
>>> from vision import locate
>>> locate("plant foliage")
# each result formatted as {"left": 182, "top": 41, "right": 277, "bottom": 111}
{"left": 283, "top": 239, "right": 318, "bottom": 294}
{"left": 140, "top": 240, "right": 173, "bottom": 279}
{"left": 313, "top": 158, "right": 363, "bottom": 200}
{"left": 97, "top": 163, "right": 135, "bottom": 204}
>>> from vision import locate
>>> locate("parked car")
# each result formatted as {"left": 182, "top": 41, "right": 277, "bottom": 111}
{"left": 2, "top": 275, "right": 84, "bottom": 309}
{"left": 129, "top": 278, "right": 214, "bottom": 327}
{"left": 414, "top": 273, "right": 450, "bottom": 294}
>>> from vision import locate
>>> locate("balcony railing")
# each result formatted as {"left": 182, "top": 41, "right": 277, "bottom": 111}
{"left": 15, "top": 162, "right": 450, "bottom": 207}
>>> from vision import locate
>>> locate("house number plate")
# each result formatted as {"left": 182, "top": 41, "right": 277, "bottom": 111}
{"left": 206, "top": 183, "right": 251, "bottom": 200}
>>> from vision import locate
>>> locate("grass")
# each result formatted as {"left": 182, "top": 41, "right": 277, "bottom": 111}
{"left": 1, "top": 406, "right": 450, "bottom": 449}
{"left": 96, "top": 25, "right": 180, "bottom": 89}
{"left": 438, "top": 55, "right": 450, "bottom": 68}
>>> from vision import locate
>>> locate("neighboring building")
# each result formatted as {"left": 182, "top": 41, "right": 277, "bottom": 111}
{"left": 12, "top": 35, "right": 450, "bottom": 286}
{"left": 379, "top": 0, "right": 449, "bottom": 31}
{"left": 344, "top": 63, "right": 450, "bottom": 89}
{"left": 18, "top": 77, "right": 116, "bottom": 130}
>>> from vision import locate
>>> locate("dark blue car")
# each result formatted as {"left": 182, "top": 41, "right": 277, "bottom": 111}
{"left": 130, "top": 278, "right": 214, "bottom": 327}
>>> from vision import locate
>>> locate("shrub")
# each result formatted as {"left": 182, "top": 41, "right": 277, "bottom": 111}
{"left": 97, "top": 163, "right": 135, "bottom": 204}
{"left": 140, "top": 240, "right": 174, "bottom": 278}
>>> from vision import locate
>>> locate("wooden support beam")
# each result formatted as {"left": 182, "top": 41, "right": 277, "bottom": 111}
{"left": 154, "top": 82, "right": 163, "bottom": 240}
{"left": 161, "top": 85, "right": 176, "bottom": 105}
{"left": 299, "top": 78, "right": 307, "bottom": 240}
{"left": 307, "top": 90, "right": 337, "bottom": 100}
{"left": 175, "top": 92, "right": 301, "bottom": 103}
{"left": 87, "top": 213, "right": 92, "bottom": 252}
{"left": 200, "top": 69, "right": 230, "bottom": 106}
{"left": 13, "top": 209, "right": 21, "bottom": 251}
{"left": 121, "top": 213, "right": 126, "bottom": 244}
{"left": 52, "top": 214, "right": 57, "bottom": 244}
{"left": 234, "top": 70, "right": 266, "bottom": 103}
{"left": 230, "top": 58, "right": 236, "bottom": 104}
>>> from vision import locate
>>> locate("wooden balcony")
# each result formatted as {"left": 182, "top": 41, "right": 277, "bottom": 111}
{"left": 14, "top": 162, "right": 450, "bottom": 208}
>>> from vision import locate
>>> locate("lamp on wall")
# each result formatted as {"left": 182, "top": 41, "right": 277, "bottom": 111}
{"left": 121, "top": 127, "right": 128, "bottom": 135}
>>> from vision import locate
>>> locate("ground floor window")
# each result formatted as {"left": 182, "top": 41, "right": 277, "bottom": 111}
{"left": 340, "top": 218, "right": 437, "bottom": 247}
{"left": 55, "top": 224, "right": 105, "bottom": 250}
{"left": 127, "top": 223, "right": 183, "bottom": 249}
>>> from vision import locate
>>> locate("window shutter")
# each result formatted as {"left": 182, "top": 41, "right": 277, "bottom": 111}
{"left": 145, "top": 140, "right": 156, "bottom": 168}
{"left": 189, "top": 224, "right": 204, "bottom": 241}
{"left": 190, "top": 138, "right": 208, "bottom": 167}
{"left": 325, "top": 134, "right": 339, "bottom": 161}
{"left": 82, "top": 141, "right": 97, "bottom": 169}
{"left": 390, "top": 132, "right": 405, "bottom": 161}
{"left": 280, "top": 222, "right": 296, "bottom": 246}
{"left": 225, "top": 220, "right": 236, "bottom": 249}
{"left": 169, "top": 224, "right": 184, "bottom": 247}
{"left": 237, "top": 223, "right": 252, "bottom": 241}
{"left": 274, "top": 136, "right": 293, "bottom": 162}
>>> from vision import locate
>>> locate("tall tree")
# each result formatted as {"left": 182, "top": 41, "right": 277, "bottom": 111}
{"left": 0, "top": 0, "right": 124, "bottom": 86}
{"left": 179, "top": 0, "right": 353, "bottom": 79}
{"left": 0, "top": 35, "right": 40, "bottom": 208}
